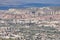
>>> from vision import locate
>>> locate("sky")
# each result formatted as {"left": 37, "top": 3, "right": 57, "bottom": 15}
{"left": 0, "top": 0, "right": 60, "bottom": 6}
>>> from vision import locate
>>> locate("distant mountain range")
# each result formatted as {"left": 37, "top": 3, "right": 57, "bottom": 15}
{"left": 0, "top": 3, "right": 60, "bottom": 10}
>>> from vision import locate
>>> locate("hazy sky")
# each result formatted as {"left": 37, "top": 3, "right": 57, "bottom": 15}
{"left": 0, "top": 0, "right": 60, "bottom": 6}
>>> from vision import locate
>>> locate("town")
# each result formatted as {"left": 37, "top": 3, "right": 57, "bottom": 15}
{"left": 0, "top": 7, "right": 60, "bottom": 40}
